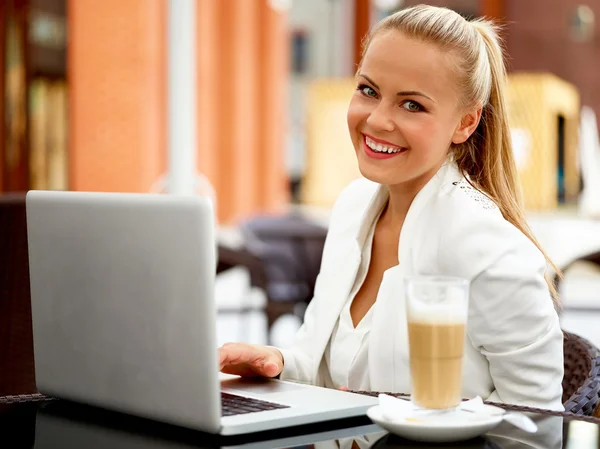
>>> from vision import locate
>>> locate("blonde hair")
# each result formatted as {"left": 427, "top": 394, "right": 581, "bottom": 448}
{"left": 361, "top": 5, "right": 561, "bottom": 302}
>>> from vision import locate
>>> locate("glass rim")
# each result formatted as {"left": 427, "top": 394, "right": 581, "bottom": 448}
{"left": 404, "top": 275, "right": 469, "bottom": 287}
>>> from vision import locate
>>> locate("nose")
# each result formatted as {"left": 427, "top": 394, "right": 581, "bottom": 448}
{"left": 366, "top": 102, "right": 396, "bottom": 132}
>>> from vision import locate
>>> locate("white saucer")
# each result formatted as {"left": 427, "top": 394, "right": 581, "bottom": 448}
{"left": 366, "top": 403, "right": 505, "bottom": 443}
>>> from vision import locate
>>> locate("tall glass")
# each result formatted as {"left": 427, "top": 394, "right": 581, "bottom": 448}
{"left": 404, "top": 276, "right": 470, "bottom": 410}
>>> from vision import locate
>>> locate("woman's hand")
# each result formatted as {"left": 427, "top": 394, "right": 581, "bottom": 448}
{"left": 218, "top": 342, "right": 284, "bottom": 378}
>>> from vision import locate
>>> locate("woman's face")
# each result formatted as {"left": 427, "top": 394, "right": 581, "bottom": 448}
{"left": 347, "top": 30, "right": 479, "bottom": 188}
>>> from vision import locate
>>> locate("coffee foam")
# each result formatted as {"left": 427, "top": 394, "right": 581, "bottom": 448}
{"left": 406, "top": 287, "right": 468, "bottom": 324}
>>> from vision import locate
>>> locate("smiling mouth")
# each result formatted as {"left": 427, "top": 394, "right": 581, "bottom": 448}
{"left": 363, "top": 135, "right": 407, "bottom": 154}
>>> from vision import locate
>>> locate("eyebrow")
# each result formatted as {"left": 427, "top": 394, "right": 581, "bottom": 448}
{"left": 359, "top": 74, "right": 435, "bottom": 103}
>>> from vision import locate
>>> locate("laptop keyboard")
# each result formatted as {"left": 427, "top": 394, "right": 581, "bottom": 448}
{"left": 221, "top": 392, "right": 290, "bottom": 417}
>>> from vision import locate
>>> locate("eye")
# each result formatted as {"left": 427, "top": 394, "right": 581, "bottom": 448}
{"left": 357, "top": 84, "right": 378, "bottom": 98}
{"left": 401, "top": 100, "right": 423, "bottom": 112}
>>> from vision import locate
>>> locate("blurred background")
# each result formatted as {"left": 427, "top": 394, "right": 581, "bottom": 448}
{"left": 1, "top": 0, "right": 600, "bottom": 348}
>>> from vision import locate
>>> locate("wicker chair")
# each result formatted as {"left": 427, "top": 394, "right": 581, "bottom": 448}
{"left": 562, "top": 331, "right": 600, "bottom": 415}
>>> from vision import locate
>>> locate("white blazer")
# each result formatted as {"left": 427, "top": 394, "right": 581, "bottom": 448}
{"left": 279, "top": 160, "right": 564, "bottom": 411}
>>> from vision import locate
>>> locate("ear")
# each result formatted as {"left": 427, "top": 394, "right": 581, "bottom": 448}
{"left": 452, "top": 106, "right": 482, "bottom": 145}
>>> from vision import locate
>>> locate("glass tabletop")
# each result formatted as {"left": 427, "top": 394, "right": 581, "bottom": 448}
{"left": 1, "top": 400, "right": 598, "bottom": 449}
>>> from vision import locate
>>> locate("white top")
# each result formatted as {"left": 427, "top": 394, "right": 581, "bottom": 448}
{"left": 324, "top": 201, "right": 385, "bottom": 390}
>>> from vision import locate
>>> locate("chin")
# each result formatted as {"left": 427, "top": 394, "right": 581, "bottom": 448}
{"left": 357, "top": 164, "right": 402, "bottom": 186}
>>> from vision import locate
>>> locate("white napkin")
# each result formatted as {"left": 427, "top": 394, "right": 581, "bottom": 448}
{"left": 378, "top": 394, "right": 538, "bottom": 433}
{"left": 379, "top": 394, "right": 489, "bottom": 422}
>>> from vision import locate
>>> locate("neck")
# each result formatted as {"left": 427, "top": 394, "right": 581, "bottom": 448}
{"left": 382, "top": 182, "right": 421, "bottom": 229}
{"left": 381, "top": 161, "right": 446, "bottom": 229}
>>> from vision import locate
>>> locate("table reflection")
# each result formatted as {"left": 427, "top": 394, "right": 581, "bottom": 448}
{"left": 26, "top": 401, "right": 600, "bottom": 449}
{"left": 486, "top": 414, "right": 562, "bottom": 449}
{"left": 35, "top": 411, "right": 199, "bottom": 449}
{"left": 319, "top": 413, "right": 598, "bottom": 449}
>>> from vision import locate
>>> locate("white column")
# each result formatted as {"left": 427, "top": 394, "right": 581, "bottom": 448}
{"left": 333, "top": 0, "right": 356, "bottom": 77}
{"left": 167, "top": 0, "right": 197, "bottom": 195}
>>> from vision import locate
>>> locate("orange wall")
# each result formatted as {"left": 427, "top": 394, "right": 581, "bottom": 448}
{"left": 68, "top": 0, "right": 166, "bottom": 194}
{"left": 69, "top": 0, "right": 289, "bottom": 224}
{"left": 197, "top": 0, "right": 290, "bottom": 223}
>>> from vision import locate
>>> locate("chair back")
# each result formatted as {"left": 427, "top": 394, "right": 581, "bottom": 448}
{"left": 563, "top": 331, "right": 600, "bottom": 415}
{"left": 0, "top": 194, "right": 36, "bottom": 396}
{"left": 240, "top": 213, "right": 327, "bottom": 303}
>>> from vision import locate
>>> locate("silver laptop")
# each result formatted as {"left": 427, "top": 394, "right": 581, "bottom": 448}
{"left": 26, "top": 190, "right": 377, "bottom": 435}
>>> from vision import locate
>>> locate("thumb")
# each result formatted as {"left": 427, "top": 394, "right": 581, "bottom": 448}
{"left": 261, "top": 360, "right": 280, "bottom": 377}
{"left": 253, "top": 348, "right": 283, "bottom": 377}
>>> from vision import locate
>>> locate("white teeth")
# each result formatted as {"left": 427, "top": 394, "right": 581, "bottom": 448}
{"left": 366, "top": 137, "right": 404, "bottom": 154}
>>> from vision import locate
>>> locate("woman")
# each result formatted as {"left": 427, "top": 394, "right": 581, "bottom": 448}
{"left": 219, "top": 5, "right": 564, "bottom": 410}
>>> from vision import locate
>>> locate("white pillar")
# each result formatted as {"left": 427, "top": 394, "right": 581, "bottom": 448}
{"left": 167, "top": 0, "right": 197, "bottom": 195}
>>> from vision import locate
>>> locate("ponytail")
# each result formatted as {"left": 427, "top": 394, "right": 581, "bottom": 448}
{"left": 461, "top": 21, "right": 561, "bottom": 303}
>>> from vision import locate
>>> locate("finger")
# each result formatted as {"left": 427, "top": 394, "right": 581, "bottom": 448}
{"left": 339, "top": 386, "right": 349, "bottom": 391}
{"left": 219, "top": 345, "right": 280, "bottom": 377}
{"left": 248, "top": 355, "right": 275, "bottom": 374}
{"left": 246, "top": 352, "right": 280, "bottom": 377}
{"left": 221, "top": 345, "right": 262, "bottom": 370}
{"left": 219, "top": 345, "right": 243, "bottom": 362}
{"left": 218, "top": 349, "right": 228, "bottom": 367}
{"left": 219, "top": 345, "right": 246, "bottom": 369}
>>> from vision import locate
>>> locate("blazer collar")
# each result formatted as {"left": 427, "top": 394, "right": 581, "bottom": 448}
{"left": 352, "top": 160, "right": 463, "bottom": 258}
{"left": 355, "top": 186, "right": 389, "bottom": 248}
